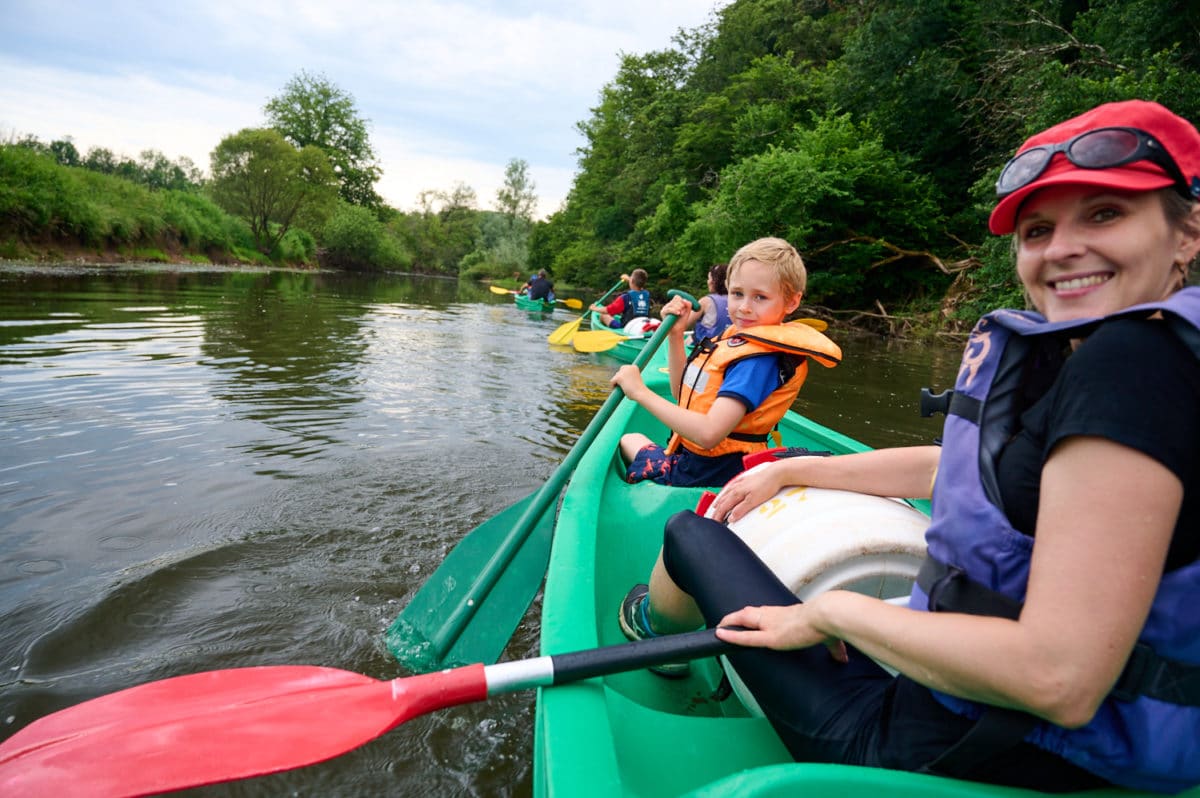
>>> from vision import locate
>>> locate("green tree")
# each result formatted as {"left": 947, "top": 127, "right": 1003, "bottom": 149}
{"left": 675, "top": 113, "right": 947, "bottom": 308}
{"left": 264, "top": 70, "right": 383, "bottom": 209}
{"left": 49, "top": 139, "right": 80, "bottom": 167}
{"left": 208, "top": 127, "right": 338, "bottom": 255}
{"left": 463, "top": 157, "right": 539, "bottom": 277}
{"left": 136, "top": 149, "right": 204, "bottom": 191}
{"left": 390, "top": 183, "right": 480, "bottom": 273}
{"left": 83, "top": 146, "right": 118, "bottom": 174}
{"left": 495, "top": 158, "right": 537, "bottom": 227}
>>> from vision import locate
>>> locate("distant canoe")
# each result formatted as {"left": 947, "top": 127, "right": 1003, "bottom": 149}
{"left": 515, "top": 294, "right": 556, "bottom": 312}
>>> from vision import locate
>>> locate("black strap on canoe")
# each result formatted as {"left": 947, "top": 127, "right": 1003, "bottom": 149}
{"left": 918, "top": 557, "right": 1200, "bottom": 706}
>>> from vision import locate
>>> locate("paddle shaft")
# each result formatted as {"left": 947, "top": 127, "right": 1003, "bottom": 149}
{"left": 487, "top": 628, "right": 732, "bottom": 694}
{"left": 588, "top": 277, "right": 628, "bottom": 313}
{"left": 547, "top": 278, "right": 626, "bottom": 345}
{"left": 426, "top": 291, "right": 697, "bottom": 660}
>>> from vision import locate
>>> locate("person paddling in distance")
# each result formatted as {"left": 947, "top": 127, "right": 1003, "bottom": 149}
{"left": 520, "top": 269, "right": 555, "bottom": 302}
{"left": 592, "top": 268, "right": 652, "bottom": 329}
{"left": 619, "top": 100, "right": 1200, "bottom": 792}
{"left": 610, "top": 237, "right": 841, "bottom": 489}
{"left": 686, "top": 262, "right": 732, "bottom": 347}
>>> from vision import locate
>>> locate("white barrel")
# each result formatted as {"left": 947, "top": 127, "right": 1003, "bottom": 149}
{"left": 622, "top": 316, "right": 658, "bottom": 337}
{"left": 708, "top": 462, "right": 930, "bottom": 714}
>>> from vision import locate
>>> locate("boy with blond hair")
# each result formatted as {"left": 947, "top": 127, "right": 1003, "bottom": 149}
{"left": 610, "top": 237, "right": 840, "bottom": 487}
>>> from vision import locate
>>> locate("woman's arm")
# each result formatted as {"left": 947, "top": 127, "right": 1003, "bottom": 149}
{"left": 682, "top": 294, "right": 713, "bottom": 332}
{"left": 718, "top": 436, "right": 1178, "bottom": 727}
{"left": 710, "top": 446, "right": 941, "bottom": 522}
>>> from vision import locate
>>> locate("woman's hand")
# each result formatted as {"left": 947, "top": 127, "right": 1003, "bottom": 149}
{"left": 709, "top": 462, "right": 786, "bottom": 523}
{"left": 610, "top": 365, "right": 648, "bottom": 400}
{"left": 716, "top": 600, "right": 848, "bottom": 664}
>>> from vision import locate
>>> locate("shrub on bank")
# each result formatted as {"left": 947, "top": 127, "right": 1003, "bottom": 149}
{"left": 321, "top": 201, "right": 411, "bottom": 270}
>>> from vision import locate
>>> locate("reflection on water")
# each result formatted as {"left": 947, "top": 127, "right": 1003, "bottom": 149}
{"left": 0, "top": 263, "right": 962, "bottom": 796}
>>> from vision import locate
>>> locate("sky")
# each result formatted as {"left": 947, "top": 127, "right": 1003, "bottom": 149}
{"left": 0, "top": 0, "right": 723, "bottom": 219}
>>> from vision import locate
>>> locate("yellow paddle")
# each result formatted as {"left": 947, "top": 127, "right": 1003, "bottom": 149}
{"left": 792, "top": 317, "right": 829, "bottom": 332}
{"left": 572, "top": 328, "right": 635, "bottom": 353}
{"left": 573, "top": 317, "right": 829, "bottom": 353}
{"left": 489, "top": 285, "right": 583, "bottom": 309}
{"left": 547, "top": 275, "right": 627, "bottom": 346}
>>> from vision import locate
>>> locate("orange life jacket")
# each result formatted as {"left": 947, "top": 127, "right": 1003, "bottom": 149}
{"left": 666, "top": 323, "right": 841, "bottom": 457}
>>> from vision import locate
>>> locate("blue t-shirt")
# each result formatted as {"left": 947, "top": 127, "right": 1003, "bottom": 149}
{"left": 716, "top": 353, "right": 785, "bottom": 410}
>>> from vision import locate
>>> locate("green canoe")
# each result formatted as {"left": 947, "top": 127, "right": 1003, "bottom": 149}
{"left": 533, "top": 344, "right": 1188, "bottom": 798}
{"left": 586, "top": 310, "right": 658, "bottom": 363}
{"left": 516, "top": 294, "right": 557, "bottom": 312}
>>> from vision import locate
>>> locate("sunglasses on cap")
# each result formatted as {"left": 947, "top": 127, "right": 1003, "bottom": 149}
{"left": 995, "top": 126, "right": 1193, "bottom": 198}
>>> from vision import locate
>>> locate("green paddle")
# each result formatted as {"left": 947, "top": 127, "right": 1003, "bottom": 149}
{"left": 387, "top": 290, "right": 699, "bottom": 672}
{"left": 547, "top": 276, "right": 627, "bottom": 346}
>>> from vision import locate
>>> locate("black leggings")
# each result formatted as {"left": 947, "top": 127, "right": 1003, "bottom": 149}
{"left": 660, "top": 510, "right": 1109, "bottom": 792}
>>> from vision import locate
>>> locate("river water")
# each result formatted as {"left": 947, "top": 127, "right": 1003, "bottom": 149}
{"left": 0, "top": 264, "right": 961, "bottom": 796}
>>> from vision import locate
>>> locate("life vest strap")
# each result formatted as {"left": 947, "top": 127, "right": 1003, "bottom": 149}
{"left": 919, "top": 558, "right": 1021, "bottom": 619}
{"left": 948, "top": 391, "right": 982, "bottom": 424}
{"left": 918, "top": 557, "right": 1200, "bottom": 706}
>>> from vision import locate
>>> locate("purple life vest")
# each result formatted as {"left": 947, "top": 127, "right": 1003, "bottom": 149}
{"left": 693, "top": 293, "right": 731, "bottom": 343}
{"left": 909, "top": 288, "right": 1200, "bottom": 793}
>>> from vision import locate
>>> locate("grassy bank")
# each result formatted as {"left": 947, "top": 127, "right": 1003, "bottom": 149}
{"left": 0, "top": 145, "right": 314, "bottom": 266}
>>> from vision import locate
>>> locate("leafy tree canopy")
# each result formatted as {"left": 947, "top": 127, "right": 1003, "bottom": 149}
{"left": 209, "top": 127, "right": 338, "bottom": 254}
{"left": 265, "top": 70, "right": 383, "bottom": 210}
{"left": 495, "top": 158, "right": 537, "bottom": 225}
{"left": 531, "top": 0, "right": 1200, "bottom": 324}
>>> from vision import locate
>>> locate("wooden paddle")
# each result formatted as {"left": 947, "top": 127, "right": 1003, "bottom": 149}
{"left": 387, "top": 291, "right": 700, "bottom": 673}
{"left": 547, "top": 276, "right": 627, "bottom": 346}
{"left": 573, "top": 316, "right": 830, "bottom": 354}
{"left": 0, "top": 629, "right": 732, "bottom": 797}
{"left": 488, "top": 285, "right": 583, "bottom": 309}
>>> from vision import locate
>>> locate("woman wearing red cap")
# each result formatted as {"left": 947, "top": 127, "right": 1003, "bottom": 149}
{"left": 622, "top": 100, "right": 1200, "bottom": 792}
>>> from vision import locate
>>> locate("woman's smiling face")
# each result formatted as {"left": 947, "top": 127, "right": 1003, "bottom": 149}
{"left": 1015, "top": 186, "right": 1200, "bottom": 322}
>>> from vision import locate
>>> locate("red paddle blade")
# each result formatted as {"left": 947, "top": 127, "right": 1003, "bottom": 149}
{"left": 0, "top": 664, "right": 487, "bottom": 797}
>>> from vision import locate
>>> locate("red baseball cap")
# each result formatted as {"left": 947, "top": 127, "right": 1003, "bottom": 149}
{"left": 989, "top": 100, "right": 1200, "bottom": 234}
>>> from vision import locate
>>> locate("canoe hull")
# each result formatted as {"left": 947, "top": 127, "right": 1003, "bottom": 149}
{"left": 587, "top": 311, "right": 651, "bottom": 363}
{"left": 516, "top": 295, "right": 555, "bottom": 312}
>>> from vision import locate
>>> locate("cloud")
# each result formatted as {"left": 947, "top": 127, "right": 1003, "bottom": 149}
{"left": 0, "top": 0, "right": 721, "bottom": 217}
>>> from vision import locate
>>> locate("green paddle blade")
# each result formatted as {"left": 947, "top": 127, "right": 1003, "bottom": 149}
{"left": 388, "top": 290, "right": 697, "bottom": 674}
{"left": 386, "top": 490, "right": 556, "bottom": 671}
